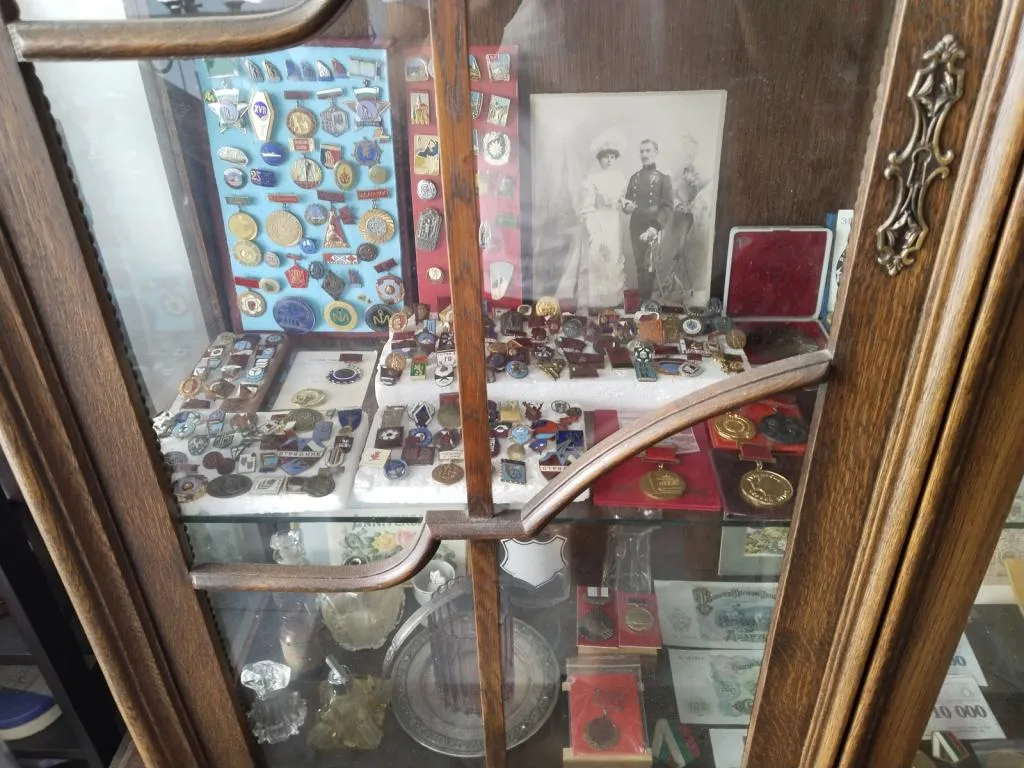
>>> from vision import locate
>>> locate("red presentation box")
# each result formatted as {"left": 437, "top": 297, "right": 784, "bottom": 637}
{"left": 706, "top": 396, "right": 808, "bottom": 455}
{"left": 591, "top": 412, "right": 722, "bottom": 512}
{"left": 724, "top": 227, "right": 832, "bottom": 365}
{"left": 577, "top": 586, "right": 618, "bottom": 655}
{"left": 566, "top": 668, "right": 649, "bottom": 764}
{"left": 615, "top": 592, "right": 661, "bottom": 656}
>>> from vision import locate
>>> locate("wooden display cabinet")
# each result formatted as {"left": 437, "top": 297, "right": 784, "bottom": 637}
{"left": 0, "top": 0, "right": 1021, "bottom": 767}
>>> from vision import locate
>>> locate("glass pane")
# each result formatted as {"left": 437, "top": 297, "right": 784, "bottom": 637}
{"left": 917, "top": 477, "right": 1024, "bottom": 766}
{"left": 19, "top": 0, "right": 306, "bottom": 22}
{"left": 29, "top": 1, "right": 446, "bottom": 560}
{"left": 206, "top": 565, "right": 489, "bottom": 766}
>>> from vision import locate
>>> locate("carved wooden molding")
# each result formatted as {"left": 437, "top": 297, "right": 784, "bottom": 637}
{"left": 7, "top": 0, "right": 352, "bottom": 60}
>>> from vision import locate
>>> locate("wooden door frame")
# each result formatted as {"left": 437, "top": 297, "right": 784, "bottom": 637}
{"left": 0, "top": 2, "right": 1019, "bottom": 768}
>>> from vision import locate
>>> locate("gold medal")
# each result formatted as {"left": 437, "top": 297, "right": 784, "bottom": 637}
{"left": 640, "top": 466, "right": 686, "bottom": 500}
{"left": 713, "top": 411, "right": 757, "bottom": 442}
{"left": 432, "top": 463, "right": 465, "bottom": 485}
{"left": 291, "top": 388, "right": 326, "bottom": 407}
{"left": 290, "top": 157, "right": 323, "bottom": 189}
{"left": 334, "top": 160, "right": 357, "bottom": 190}
{"left": 623, "top": 605, "right": 655, "bottom": 632}
{"left": 266, "top": 209, "right": 303, "bottom": 247}
{"left": 535, "top": 296, "right": 560, "bottom": 317}
{"left": 359, "top": 206, "right": 396, "bottom": 244}
{"left": 178, "top": 376, "right": 202, "bottom": 398}
{"left": 232, "top": 240, "right": 262, "bottom": 267}
{"left": 322, "top": 300, "right": 358, "bottom": 331}
{"left": 739, "top": 462, "right": 794, "bottom": 508}
{"left": 286, "top": 106, "right": 317, "bottom": 138}
{"left": 227, "top": 211, "right": 258, "bottom": 241}
{"left": 384, "top": 352, "right": 407, "bottom": 373}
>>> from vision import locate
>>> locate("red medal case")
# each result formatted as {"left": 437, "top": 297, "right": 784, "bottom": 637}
{"left": 706, "top": 396, "right": 808, "bottom": 455}
{"left": 615, "top": 592, "right": 661, "bottom": 656}
{"left": 723, "top": 227, "right": 833, "bottom": 365}
{"left": 591, "top": 412, "right": 722, "bottom": 512}
{"left": 577, "top": 586, "right": 618, "bottom": 655}
{"left": 406, "top": 46, "right": 521, "bottom": 311}
{"left": 564, "top": 660, "right": 651, "bottom": 766}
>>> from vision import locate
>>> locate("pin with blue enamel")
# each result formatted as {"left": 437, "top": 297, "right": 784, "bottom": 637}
{"left": 315, "top": 60, "right": 333, "bottom": 81}
{"left": 260, "top": 141, "right": 287, "bottom": 166}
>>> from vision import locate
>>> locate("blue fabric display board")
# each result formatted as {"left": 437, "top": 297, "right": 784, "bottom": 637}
{"left": 198, "top": 45, "right": 404, "bottom": 334}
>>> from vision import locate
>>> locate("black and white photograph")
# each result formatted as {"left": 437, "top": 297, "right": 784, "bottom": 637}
{"left": 529, "top": 91, "right": 727, "bottom": 309}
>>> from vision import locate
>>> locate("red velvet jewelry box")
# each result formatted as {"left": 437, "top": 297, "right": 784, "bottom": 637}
{"left": 723, "top": 227, "right": 833, "bottom": 365}
{"left": 591, "top": 412, "right": 722, "bottom": 512}
{"left": 564, "top": 660, "right": 651, "bottom": 766}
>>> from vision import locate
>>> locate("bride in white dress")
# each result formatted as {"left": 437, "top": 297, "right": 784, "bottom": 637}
{"left": 555, "top": 130, "right": 628, "bottom": 309}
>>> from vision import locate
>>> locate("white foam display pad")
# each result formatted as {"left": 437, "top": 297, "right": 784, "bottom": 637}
{"left": 268, "top": 349, "right": 378, "bottom": 411}
{"left": 351, "top": 407, "right": 591, "bottom": 507}
{"left": 374, "top": 339, "right": 748, "bottom": 410}
{"left": 165, "top": 414, "right": 370, "bottom": 517}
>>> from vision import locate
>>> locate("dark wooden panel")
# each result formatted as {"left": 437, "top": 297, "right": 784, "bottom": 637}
{"left": 469, "top": 540, "right": 507, "bottom": 768}
{"left": 0, "top": 31, "right": 252, "bottom": 768}
{"left": 747, "top": 0, "right": 1007, "bottom": 765}
{"left": 840, "top": 27, "right": 1024, "bottom": 766}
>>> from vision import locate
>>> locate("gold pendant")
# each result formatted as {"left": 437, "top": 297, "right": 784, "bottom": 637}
{"left": 285, "top": 105, "right": 317, "bottom": 138}
{"left": 739, "top": 462, "right": 794, "bottom": 508}
{"left": 640, "top": 466, "right": 685, "bottom": 500}
{"left": 227, "top": 211, "right": 258, "bottom": 241}
{"left": 266, "top": 209, "right": 303, "bottom": 247}
{"left": 713, "top": 411, "right": 757, "bottom": 442}
{"left": 358, "top": 206, "right": 396, "bottom": 244}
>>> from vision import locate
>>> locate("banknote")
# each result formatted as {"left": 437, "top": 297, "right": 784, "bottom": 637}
{"left": 669, "top": 649, "right": 763, "bottom": 726}
{"left": 655, "top": 580, "right": 777, "bottom": 648}
{"left": 949, "top": 634, "right": 987, "bottom": 687}
{"left": 924, "top": 675, "right": 1004, "bottom": 741}
{"left": 709, "top": 729, "right": 746, "bottom": 768}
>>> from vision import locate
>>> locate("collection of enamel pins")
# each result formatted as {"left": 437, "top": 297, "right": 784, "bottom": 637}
{"left": 153, "top": 41, "right": 854, "bottom": 766}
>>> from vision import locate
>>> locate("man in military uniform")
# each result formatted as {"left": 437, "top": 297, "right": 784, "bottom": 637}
{"left": 622, "top": 139, "right": 674, "bottom": 302}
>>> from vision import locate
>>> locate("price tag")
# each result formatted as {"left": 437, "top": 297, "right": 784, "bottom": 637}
{"left": 924, "top": 676, "right": 1004, "bottom": 741}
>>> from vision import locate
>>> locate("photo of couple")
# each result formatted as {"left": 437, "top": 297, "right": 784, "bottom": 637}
{"left": 530, "top": 91, "right": 727, "bottom": 310}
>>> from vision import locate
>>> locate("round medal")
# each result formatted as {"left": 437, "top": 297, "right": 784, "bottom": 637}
{"left": 640, "top": 467, "right": 686, "bottom": 500}
{"left": 534, "top": 296, "right": 560, "bottom": 317}
{"left": 307, "top": 259, "right": 326, "bottom": 278}
{"left": 390, "top": 312, "right": 409, "bottom": 332}
{"left": 368, "top": 164, "right": 390, "bottom": 184}
{"left": 725, "top": 328, "right": 747, "bottom": 349}
{"left": 304, "top": 204, "right": 328, "bottom": 226}
{"left": 266, "top": 210, "right": 303, "bottom": 247}
{"left": 426, "top": 266, "right": 445, "bottom": 283}
{"left": 432, "top": 463, "right": 465, "bottom": 485}
{"left": 178, "top": 376, "right": 202, "bottom": 398}
{"left": 263, "top": 251, "right": 282, "bottom": 267}
{"left": 232, "top": 240, "right": 262, "bottom": 267}
{"left": 272, "top": 296, "right": 317, "bottom": 333}
{"left": 417, "top": 179, "right": 438, "bottom": 200}
{"left": 260, "top": 141, "right": 288, "bottom": 166}
{"left": 285, "top": 106, "right": 317, "bottom": 138}
{"left": 739, "top": 464, "right": 794, "bottom": 508}
{"left": 583, "top": 715, "right": 620, "bottom": 751}
{"left": 384, "top": 352, "right": 407, "bottom": 372}
{"left": 376, "top": 275, "right": 405, "bottom": 305}
{"left": 286, "top": 409, "right": 322, "bottom": 432}
{"left": 172, "top": 474, "right": 207, "bottom": 503}
{"left": 384, "top": 459, "right": 408, "bottom": 480}
{"left": 623, "top": 605, "right": 656, "bottom": 632}
{"left": 334, "top": 161, "right": 357, "bottom": 189}
{"left": 237, "top": 290, "right": 267, "bottom": 317}
{"left": 506, "top": 443, "right": 526, "bottom": 460}
{"left": 304, "top": 471, "right": 336, "bottom": 498}
{"left": 359, "top": 208, "right": 396, "bottom": 244}
{"left": 223, "top": 168, "right": 246, "bottom": 189}
{"left": 227, "top": 211, "right": 258, "bottom": 240}
{"left": 713, "top": 412, "right": 758, "bottom": 442}
{"left": 357, "top": 243, "right": 379, "bottom": 262}
{"left": 326, "top": 366, "right": 362, "bottom": 385}
{"left": 291, "top": 388, "right": 326, "bottom": 407}
{"left": 760, "top": 413, "right": 808, "bottom": 445}
{"left": 364, "top": 304, "right": 394, "bottom": 332}
{"left": 681, "top": 316, "right": 705, "bottom": 336}
{"left": 290, "top": 157, "right": 323, "bottom": 189}
{"left": 323, "top": 301, "right": 358, "bottom": 331}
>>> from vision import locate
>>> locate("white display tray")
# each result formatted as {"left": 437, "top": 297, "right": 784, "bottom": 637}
{"left": 268, "top": 348, "right": 379, "bottom": 411}
{"left": 351, "top": 406, "right": 592, "bottom": 507}
{"left": 373, "top": 338, "right": 748, "bottom": 411}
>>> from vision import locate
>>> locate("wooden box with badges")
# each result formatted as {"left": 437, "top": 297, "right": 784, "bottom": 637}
{"left": 564, "top": 657, "right": 651, "bottom": 766}
{"left": 197, "top": 42, "right": 407, "bottom": 336}
{"left": 723, "top": 226, "right": 833, "bottom": 365}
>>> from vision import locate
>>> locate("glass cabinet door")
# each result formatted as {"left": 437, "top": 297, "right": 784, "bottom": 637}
{"left": 0, "top": 0, "right": 1012, "bottom": 766}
